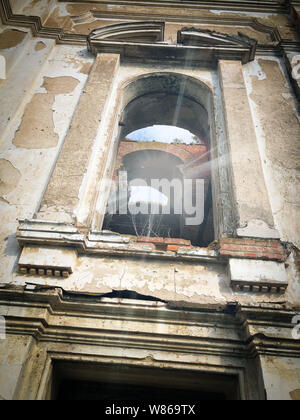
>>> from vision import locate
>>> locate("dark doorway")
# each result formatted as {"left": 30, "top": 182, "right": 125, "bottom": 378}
{"left": 50, "top": 361, "right": 240, "bottom": 401}
{"left": 56, "top": 379, "right": 226, "bottom": 401}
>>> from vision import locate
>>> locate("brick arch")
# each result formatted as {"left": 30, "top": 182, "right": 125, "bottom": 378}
{"left": 115, "top": 140, "right": 208, "bottom": 172}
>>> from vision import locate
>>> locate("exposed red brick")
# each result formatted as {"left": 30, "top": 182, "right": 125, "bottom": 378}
{"left": 167, "top": 245, "right": 180, "bottom": 252}
{"left": 137, "top": 236, "right": 164, "bottom": 244}
{"left": 218, "top": 238, "right": 286, "bottom": 261}
{"left": 115, "top": 140, "right": 211, "bottom": 178}
{"left": 164, "top": 238, "right": 191, "bottom": 246}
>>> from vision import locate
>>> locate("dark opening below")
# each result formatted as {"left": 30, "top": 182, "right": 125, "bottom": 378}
{"left": 50, "top": 361, "right": 240, "bottom": 401}
{"left": 56, "top": 379, "right": 226, "bottom": 401}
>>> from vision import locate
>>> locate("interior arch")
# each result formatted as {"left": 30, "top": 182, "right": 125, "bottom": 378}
{"left": 120, "top": 72, "right": 213, "bottom": 144}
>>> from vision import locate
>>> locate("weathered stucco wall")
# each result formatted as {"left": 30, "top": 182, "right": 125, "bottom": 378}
{"left": 10, "top": 0, "right": 56, "bottom": 23}
{"left": 243, "top": 58, "right": 300, "bottom": 250}
{"left": 0, "top": 27, "right": 94, "bottom": 283}
{"left": 260, "top": 356, "right": 300, "bottom": 400}
{"left": 0, "top": 36, "right": 299, "bottom": 306}
{"left": 39, "top": 2, "right": 298, "bottom": 43}
{"left": 0, "top": 334, "right": 34, "bottom": 400}
{"left": 0, "top": 1, "right": 299, "bottom": 400}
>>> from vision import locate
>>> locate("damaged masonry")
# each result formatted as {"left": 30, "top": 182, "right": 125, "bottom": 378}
{"left": 0, "top": 0, "right": 300, "bottom": 401}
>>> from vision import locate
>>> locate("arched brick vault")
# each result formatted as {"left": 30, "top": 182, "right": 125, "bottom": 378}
{"left": 116, "top": 140, "right": 203, "bottom": 165}
{"left": 114, "top": 140, "right": 211, "bottom": 180}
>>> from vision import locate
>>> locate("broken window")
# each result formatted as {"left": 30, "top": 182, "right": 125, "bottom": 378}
{"left": 102, "top": 73, "right": 215, "bottom": 247}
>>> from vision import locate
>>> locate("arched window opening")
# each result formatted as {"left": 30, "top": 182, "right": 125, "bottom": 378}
{"left": 102, "top": 74, "right": 215, "bottom": 247}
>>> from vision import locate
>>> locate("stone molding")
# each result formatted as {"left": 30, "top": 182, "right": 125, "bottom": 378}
{"left": 0, "top": 287, "right": 299, "bottom": 359}
{"left": 0, "top": 0, "right": 86, "bottom": 45}
{"left": 229, "top": 258, "right": 288, "bottom": 294}
{"left": 59, "top": 0, "right": 289, "bottom": 14}
{"left": 88, "top": 23, "right": 259, "bottom": 64}
{"left": 178, "top": 28, "right": 258, "bottom": 64}
{"left": 1, "top": 0, "right": 300, "bottom": 56}
{"left": 87, "top": 21, "right": 165, "bottom": 43}
{"left": 16, "top": 219, "right": 219, "bottom": 265}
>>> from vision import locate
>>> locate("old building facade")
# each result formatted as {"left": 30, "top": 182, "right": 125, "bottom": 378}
{"left": 0, "top": 0, "right": 300, "bottom": 400}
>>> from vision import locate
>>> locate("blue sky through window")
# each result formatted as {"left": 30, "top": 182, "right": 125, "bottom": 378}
{"left": 127, "top": 125, "right": 202, "bottom": 144}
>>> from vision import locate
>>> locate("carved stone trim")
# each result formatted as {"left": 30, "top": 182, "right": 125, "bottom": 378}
{"left": 0, "top": 0, "right": 86, "bottom": 45}
{"left": 90, "top": 11, "right": 282, "bottom": 43}
{"left": 19, "top": 265, "right": 71, "bottom": 278}
{"left": 1, "top": 0, "right": 300, "bottom": 57}
{"left": 88, "top": 26, "right": 258, "bottom": 63}
{"left": 178, "top": 28, "right": 257, "bottom": 64}
{"left": 231, "top": 281, "right": 287, "bottom": 294}
{"left": 0, "top": 287, "right": 299, "bottom": 359}
{"left": 16, "top": 220, "right": 220, "bottom": 265}
{"left": 228, "top": 258, "right": 288, "bottom": 294}
{"left": 88, "top": 21, "right": 165, "bottom": 43}
{"left": 58, "top": 0, "right": 288, "bottom": 14}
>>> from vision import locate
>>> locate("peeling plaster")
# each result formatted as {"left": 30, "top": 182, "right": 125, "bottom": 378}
{"left": 0, "top": 43, "right": 94, "bottom": 283}
{"left": 243, "top": 58, "right": 300, "bottom": 248}
{"left": 0, "top": 29, "right": 27, "bottom": 50}
{"left": 0, "top": 3, "right": 299, "bottom": 402}
{"left": 12, "top": 76, "right": 80, "bottom": 149}
{"left": 290, "top": 389, "right": 300, "bottom": 400}
{"left": 41, "top": 76, "right": 79, "bottom": 95}
{"left": 34, "top": 41, "right": 46, "bottom": 52}
{"left": 0, "top": 159, "right": 21, "bottom": 197}
{"left": 285, "top": 250, "right": 300, "bottom": 307}
{"left": 12, "top": 93, "right": 58, "bottom": 149}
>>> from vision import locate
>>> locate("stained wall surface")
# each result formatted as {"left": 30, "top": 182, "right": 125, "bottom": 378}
{"left": 0, "top": 0, "right": 299, "bottom": 401}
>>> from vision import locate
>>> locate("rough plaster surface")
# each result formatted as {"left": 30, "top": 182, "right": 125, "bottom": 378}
{"left": 42, "top": 76, "right": 79, "bottom": 95}
{"left": 0, "top": 4, "right": 299, "bottom": 401}
{"left": 22, "top": 0, "right": 55, "bottom": 23}
{"left": 39, "top": 53, "right": 120, "bottom": 218}
{"left": 0, "top": 41, "right": 93, "bottom": 283}
{"left": 0, "top": 159, "right": 21, "bottom": 197}
{"left": 0, "top": 335, "right": 33, "bottom": 400}
{"left": 219, "top": 60, "right": 275, "bottom": 231}
{"left": 13, "top": 93, "right": 58, "bottom": 149}
{"left": 12, "top": 76, "right": 79, "bottom": 149}
{"left": 34, "top": 41, "right": 47, "bottom": 51}
{"left": 42, "top": 3, "right": 297, "bottom": 42}
{"left": 245, "top": 58, "right": 300, "bottom": 249}
{"left": 0, "top": 29, "right": 27, "bottom": 49}
{"left": 14, "top": 250, "right": 300, "bottom": 307}
{"left": 260, "top": 356, "right": 300, "bottom": 400}
{"left": 9, "top": 57, "right": 299, "bottom": 306}
{"left": 290, "top": 389, "right": 300, "bottom": 400}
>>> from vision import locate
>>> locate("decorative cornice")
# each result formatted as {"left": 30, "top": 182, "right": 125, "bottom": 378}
{"left": 0, "top": 0, "right": 86, "bottom": 45}
{"left": 231, "top": 280, "right": 287, "bottom": 294}
{"left": 89, "top": 10, "right": 282, "bottom": 43}
{"left": 178, "top": 28, "right": 258, "bottom": 64}
{"left": 0, "top": 287, "right": 299, "bottom": 358}
{"left": 59, "top": 0, "right": 289, "bottom": 14}
{"left": 1, "top": 0, "right": 300, "bottom": 57}
{"left": 88, "top": 24, "right": 259, "bottom": 63}
{"left": 88, "top": 21, "right": 165, "bottom": 43}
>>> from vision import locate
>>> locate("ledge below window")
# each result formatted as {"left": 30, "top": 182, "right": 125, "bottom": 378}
{"left": 16, "top": 220, "right": 289, "bottom": 294}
